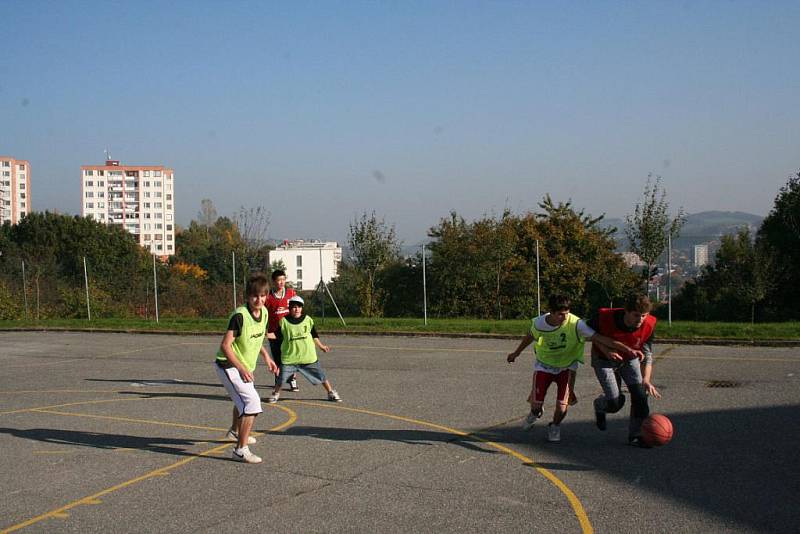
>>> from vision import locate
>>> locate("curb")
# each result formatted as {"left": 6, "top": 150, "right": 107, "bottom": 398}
{"left": 1, "top": 327, "right": 799, "bottom": 347}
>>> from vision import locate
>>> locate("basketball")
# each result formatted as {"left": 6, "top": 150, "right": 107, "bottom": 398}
{"left": 641, "top": 414, "right": 673, "bottom": 447}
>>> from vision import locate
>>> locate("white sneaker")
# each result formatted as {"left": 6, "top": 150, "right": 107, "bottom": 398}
{"left": 232, "top": 446, "right": 262, "bottom": 464}
{"left": 327, "top": 389, "right": 342, "bottom": 402}
{"left": 226, "top": 429, "right": 256, "bottom": 445}
{"left": 267, "top": 393, "right": 280, "bottom": 404}
{"left": 547, "top": 423, "right": 561, "bottom": 442}
{"left": 522, "top": 410, "right": 540, "bottom": 431}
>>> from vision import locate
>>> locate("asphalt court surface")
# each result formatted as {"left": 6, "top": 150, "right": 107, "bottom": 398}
{"left": 1, "top": 331, "right": 799, "bottom": 533}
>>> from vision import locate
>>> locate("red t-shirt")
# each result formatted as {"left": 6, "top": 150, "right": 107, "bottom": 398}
{"left": 591, "top": 307, "right": 656, "bottom": 360}
{"left": 266, "top": 288, "right": 297, "bottom": 333}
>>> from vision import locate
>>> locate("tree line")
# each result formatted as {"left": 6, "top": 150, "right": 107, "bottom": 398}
{"left": 1, "top": 171, "right": 798, "bottom": 322}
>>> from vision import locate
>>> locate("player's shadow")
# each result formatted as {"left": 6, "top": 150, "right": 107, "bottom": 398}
{"left": 116, "top": 390, "right": 231, "bottom": 402}
{"left": 475, "top": 403, "right": 800, "bottom": 532}
{"left": 275, "top": 425, "right": 498, "bottom": 455}
{"left": 86, "top": 378, "right": 221, "bottom": 388}
{"left": 0, "top": 427, "right": 230, "bottom": 460}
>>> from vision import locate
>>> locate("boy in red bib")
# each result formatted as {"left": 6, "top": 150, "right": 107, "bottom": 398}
{"left": 589, "top": 294, "right": 661, "bottom": 447}
{"left": 266, "top": 269, "right": 299, "bottom": 391}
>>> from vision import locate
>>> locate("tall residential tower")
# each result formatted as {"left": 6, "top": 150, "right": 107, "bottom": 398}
{"left": 0, "top": 157, "right": 30, "bottom": 224}
{"left": 81, "top": 160, "right": 175, "bottom": 256}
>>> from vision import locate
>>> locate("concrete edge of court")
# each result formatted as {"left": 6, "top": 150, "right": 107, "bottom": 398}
{"left": 1, "top": 327, "right": 799, "bottom": 347}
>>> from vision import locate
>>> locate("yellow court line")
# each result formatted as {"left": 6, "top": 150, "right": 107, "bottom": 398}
{"left": 0, "top": 389, "right": 126, "bottom": 396}
{"left": 286, "top": 400, "right": 593, "bottom": 534}
{"left": 31, "top": 409, "right": 230, "bottom": 432}
{"left": 661, "top": 355, "right": 800, "bottom": 363}
{"left": 0, "top": 397, "right": 156, "bottom": 417}
{"left": 1, "top": 403, "right": 297, "bottom": 534}
{"left": 335, "top": 343, "right": 507, "bottom": 354}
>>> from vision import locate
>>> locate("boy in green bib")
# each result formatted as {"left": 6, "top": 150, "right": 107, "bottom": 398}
{"left": 214, "top": 273, "right": 279, "bottom": 464}
{"left": 507, "top": 294, "right": 641, "bottom": 442}
{"left": 267, "top": 296, "right": 342, "bottom": 403}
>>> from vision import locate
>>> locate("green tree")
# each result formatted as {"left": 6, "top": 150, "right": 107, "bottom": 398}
{"left": 625, "top": 174, "right": 685, "bottom": 288}
{"left": 757, "top": 170, "right": 800, "bottom": 318}
{"left": 348, "top": 211, "right": 401, "bottom": 317}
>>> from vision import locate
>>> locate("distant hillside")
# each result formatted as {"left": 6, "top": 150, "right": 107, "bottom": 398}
{"left": 599, "top": 211, "right": 763, "bottom": 250}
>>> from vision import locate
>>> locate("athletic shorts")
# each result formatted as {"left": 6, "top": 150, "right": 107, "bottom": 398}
{"left": 277, "top": 361, "right": 327, "bottom": 386}
{"left": 215, "top": 362, "right": 263, "bottom": 417}
{"left": 533, "top": 369, "right": 571, "bottom": 405}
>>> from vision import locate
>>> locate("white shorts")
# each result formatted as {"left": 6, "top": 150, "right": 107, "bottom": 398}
{"left": 214, "top": 363, "right": 263, "bottom": 417}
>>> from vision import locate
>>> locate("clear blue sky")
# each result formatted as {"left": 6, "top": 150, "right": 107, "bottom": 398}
{"left": 2, "top": 1, "right": 798, "bottom": 244}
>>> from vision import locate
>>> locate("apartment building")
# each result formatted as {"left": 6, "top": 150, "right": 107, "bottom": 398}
{"left": 269, "top": 240, "right": 342, "bottom": 290}
{"left": 0, "top": 157, "right": 31, "bottom": 224}
{"left": 80, "top": 160, "right": 175, "bottom": 256}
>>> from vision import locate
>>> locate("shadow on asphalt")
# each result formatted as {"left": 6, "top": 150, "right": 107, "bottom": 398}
{"left": 475, "top": 404, "right": 800, "bottom": 532}
{"left": 275, "top": 425, "right": 498, "bottom": 454}
{"left": 0, "top": 427, "right": 234, "bottom": 460}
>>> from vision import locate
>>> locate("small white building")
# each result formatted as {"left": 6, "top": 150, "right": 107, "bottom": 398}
{"left": 269, "top": 240, "right": 342, "bottom": 291}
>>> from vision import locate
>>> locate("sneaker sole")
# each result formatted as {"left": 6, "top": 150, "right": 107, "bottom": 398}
{"left": 232, "top": 453, "right": 263, "bottom": 464}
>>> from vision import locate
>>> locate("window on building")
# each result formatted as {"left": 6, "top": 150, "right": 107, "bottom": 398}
{"left": 97, "top": 202, "right": 105, "bottom": 208}
{"left": 296, "top": 269, "right": 302, "bottom": 280}
{"left": 98, "top": 170, "right": 104, "bottom": 176}
{"left": 155, "top": 181, "right": 162, "bottom": 187}
{"left": 157, "top": 244, "right": 163, "bottom": 250}
{"left": 166, "top": 194, "right": 172, "bottom": 200}
{"left": 20, "top": 193, "right": 26, "bottom": 199}
{"left": 167, "top": 234, "right": 173, "bottom": 241}
{"left": 144, "top": 202, "right": 151, "bottom": 208}
{"left": 20, "top": 202, "right": 25, "bottom": 208}
{"left": 154, "top": 171, "right": 161, "bottom": 177}
{"left": 85, "top": 192, "right": 94, "bottom": 198}
{"left": 98, "top": 180, "right": 104, "bottom": 187}
{"left": 155, "top": 192, "right": 162, "bottom": 198}
{"left": 85, "top": 170, "right": 94, "bottom": 176}
{"left": 155, "top": 223, "right": 163, "bottom": 229}
{"left": 155, "top": 202, "right": 162, "bottom": 208}
{"left": 18, "top": 164, "right": 25, "bottom": 171}
{"left": 166, "top": 224, "right": 172, "bottom": 231}
{"left": 295, "top": 281, "right": 303, "bottom": 290}
{"left": 19, "top": 183, "right": 25, "bottom": 189}
{"left": 166, "top": 204, "right": 172, "bottom": 210}
{"left": 144, "top": 213, "right": 151, "bottom": 219}
{"left": 98, "top": 192, "right": 104, "bottom": 198}
{"left": 155, "top": 213, "right": 162, "bottom": 219}
{"left": 2, "top": 172, "right": 9, "bottom": 177}
{"left": 1, "top": 161, "right": 9, "bottom": 167}
{"left": 167, "top": 244, "right": 173, "bottom": 251}
{"left": 144, "top": 171, "right": 150, "bottom": 177}
{"left": 85, "top": 181, "right": 93, "bottom": 187}
{"left": 166, "top": 214, "right": 172, "bottom": 221}
{"left": 144, "top": 192, "right": 150, "bottom": 198}
{"left": 296, "top": 255, "right": 303, "bottom": 267}
{"left": 85, "top": 202, "right": 94, "bottom": 209}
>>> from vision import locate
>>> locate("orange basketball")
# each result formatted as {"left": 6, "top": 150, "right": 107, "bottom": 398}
{"left": 641, "top": 414, "right": 673, "bottom": 447}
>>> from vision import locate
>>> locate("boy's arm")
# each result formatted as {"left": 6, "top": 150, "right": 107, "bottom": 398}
{"left": 260, "top": 346, "right": 279, "bottom": 375}
{"left": 507, "top": 332, "right": 535, "bottom": 363}
{"left": 640, "top": 341, "right": 661, "bottom": 398}
{"left": 219, "top": 330, "right": 253, "bottom": 383}
{"left": 589, "top": 333, "right": 643, "bottom": 361}
{"left": 314, "top": 338, "right": 330, "bottom": 353}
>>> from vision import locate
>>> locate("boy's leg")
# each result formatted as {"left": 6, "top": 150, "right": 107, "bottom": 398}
{"left": 552, "top": 370, "right": 571, "bottom": 425}
{"left": 592, "top": 363, "right": 624, "bottom": 431}
{"left": 568, "top": 370, "right": 578, "bottom": 405}
{"left": 618, "top": 360, "right": 649, "bottom": 440}
{"left": 230, "top": 405, "right": 239, "bottom": 432}
{"left": 237, "top": 414, "right": 256, "bottom": 449}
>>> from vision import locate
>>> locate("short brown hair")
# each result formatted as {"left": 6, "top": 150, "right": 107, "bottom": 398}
{"left": 624, "top": 294, "right": 652, "bottom": 313}
{"left": 246, "top": 273, "right": 270, "bottom": 296}
{"left": 548, "top": 294, "right": 571, "bottom": 312}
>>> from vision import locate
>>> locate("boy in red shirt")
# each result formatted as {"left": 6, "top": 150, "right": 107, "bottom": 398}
{"left": 266, "top": 269, "right": 299, "bottom": 391}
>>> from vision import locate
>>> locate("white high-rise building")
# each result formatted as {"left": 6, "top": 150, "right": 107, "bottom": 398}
{"left": 80, "top": 160, "right": 175, "bottom": 256}
{"left": 269, "top": 240, "right": 342, "bottom": 291}
{"left": 0, "top": 156, "right": 30, "bottom": 224}
{"left": 694, "top": 244, "right": 709, "bottom": 267}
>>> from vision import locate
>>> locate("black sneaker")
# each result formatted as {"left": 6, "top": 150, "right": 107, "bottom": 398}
{"left": 288, "top": 377, "right": 299, "bottom": 392}
{"left": 595, "top": 410, "right": 607, "bottom": 431}
{"left": 628, "top": 436, "right": 652, "bottom": 449}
